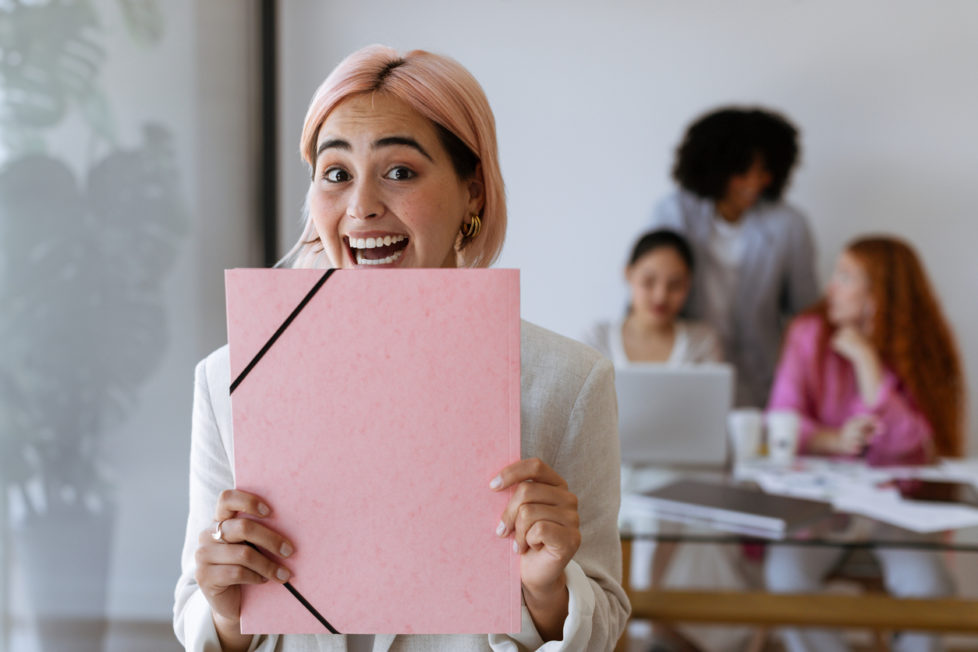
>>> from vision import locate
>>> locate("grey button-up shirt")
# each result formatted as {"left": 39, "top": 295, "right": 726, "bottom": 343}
{"left": 650, "top": 189, "right": 818, "bottom": 407}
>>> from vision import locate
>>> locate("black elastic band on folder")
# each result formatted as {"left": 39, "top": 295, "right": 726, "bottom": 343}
{"left": 244, "top": 543, "right": 339, "bottom": 634}
{"left": 283, "top": 581, "right": 339, "bottom": 634}
{"left": 232, "top": 269, "right": 340, "bottom": 634}
{"left": 230, "top": 268, "right": 335, "bottom": 394}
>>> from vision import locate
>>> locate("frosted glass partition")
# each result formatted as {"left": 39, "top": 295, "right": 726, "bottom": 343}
{"left": 0, "top": 1, "right": 263, "bottom": 650}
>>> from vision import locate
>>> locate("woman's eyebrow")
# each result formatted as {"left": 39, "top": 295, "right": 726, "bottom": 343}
{"left": 374, "top": 136, "right": 433, "bottom": 162}
{"left": 317, "top": 138, "right": 349, "bottom": 158}
{"left": 315, "top": 136, "right": 434, "bottom": 163}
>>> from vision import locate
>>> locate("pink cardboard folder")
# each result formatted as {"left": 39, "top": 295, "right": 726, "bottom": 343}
{"left": 225, "top": 268, "right": 521, "bottom": 635}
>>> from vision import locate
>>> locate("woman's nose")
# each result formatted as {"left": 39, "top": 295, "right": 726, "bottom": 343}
{"left": 826, "top": 282, "right": 840, "bottom": 303}
{"left": 347, "top": 179, "right": 383, "bottom": 220}
{"left": 651, "top": 283, "right": 668, "bottom": 303}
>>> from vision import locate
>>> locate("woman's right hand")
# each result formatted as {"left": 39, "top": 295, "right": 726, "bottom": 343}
{"left": 811, "top": 414, "right": 880, "bottom": 456}
{"left": 194, "top": 489, "right": 295, "bottom": 644}
{"left": 835, "top": 414, "right": 881, "bottom": 455}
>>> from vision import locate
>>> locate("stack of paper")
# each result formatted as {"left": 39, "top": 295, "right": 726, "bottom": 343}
{"left": 734, "top": 457, "right": 978, "bottom": 533}
{"left": 832, "top": 484, "right": 978, "bottom": 533}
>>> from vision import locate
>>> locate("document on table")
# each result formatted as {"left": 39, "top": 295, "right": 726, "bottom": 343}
{"left": 832, "top": 484, "right": 978, "bottom": 533}
{"left": 735, "top": 457, "right": 978, "bottom": 533}
{"left": 733, "top": 457, "right": 884, "bottom": 502}
{"left": 226, "top": 268, "right": 522, "bottom": 634}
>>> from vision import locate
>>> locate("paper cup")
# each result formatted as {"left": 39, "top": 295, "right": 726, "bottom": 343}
{"left": 727, "top": 408, "right": 763, "bottom": 464}
{"left": 766, "top": 410, "right": 801, "bottom": 465}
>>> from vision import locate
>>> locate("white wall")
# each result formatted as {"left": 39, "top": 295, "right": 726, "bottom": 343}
{"left": 277, "top": 0, "right": 978, "bottom": 453}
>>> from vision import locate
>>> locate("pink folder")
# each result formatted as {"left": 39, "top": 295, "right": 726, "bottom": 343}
{"left": 226, "top": 268, "right": 521, "bottom": 635}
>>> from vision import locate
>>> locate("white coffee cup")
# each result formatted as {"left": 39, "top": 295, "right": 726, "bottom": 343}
{"left": 766, "top": 410, "right": 801, "bottom": 465}
{"left": 727, "top": 408, "right": 763, "bottom": 464}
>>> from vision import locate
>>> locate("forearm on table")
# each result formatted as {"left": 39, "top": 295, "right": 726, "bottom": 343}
{"left": 808, "top": 428, "right": 842, "bottom": 455}
{"left": 866, "top": 409, "right": 934, "bottom": 464}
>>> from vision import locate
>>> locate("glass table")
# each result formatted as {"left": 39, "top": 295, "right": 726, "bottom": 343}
{"left": 616, "top": 463, "right": 978, "bottom": 651}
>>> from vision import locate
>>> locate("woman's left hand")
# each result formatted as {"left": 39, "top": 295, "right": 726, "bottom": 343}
{"left": 491, "top": 458, "right": 581, "bottom": 596}
{"left": 831, "top": 325, "right": 874, "bottom": 363}
{"left": 832, "top": 326, "right": 886, "bottom": 405}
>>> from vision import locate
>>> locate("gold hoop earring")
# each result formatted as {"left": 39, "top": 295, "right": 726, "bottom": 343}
{"left": 460, "top": 213, "right": 481, "bottom": 241}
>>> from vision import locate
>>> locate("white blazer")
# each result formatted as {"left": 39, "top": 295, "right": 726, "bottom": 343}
{"left": 174, "top": 320, "right": 629, "bottom": 651}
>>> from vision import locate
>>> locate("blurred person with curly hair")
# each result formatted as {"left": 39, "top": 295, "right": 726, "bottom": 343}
{"left": 649, "top": 107, "right": 817, "bottom": 407}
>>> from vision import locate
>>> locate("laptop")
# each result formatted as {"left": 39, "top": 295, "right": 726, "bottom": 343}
{"left": 614, "top": 363, "right": 734, "bottom": 467}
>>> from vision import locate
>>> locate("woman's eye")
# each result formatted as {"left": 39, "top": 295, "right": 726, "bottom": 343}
{"left": 323, "top": 167, "right": 349, "bottom": 183}
{"left": 385, "top": 166, "right": 415, "bottom": 181}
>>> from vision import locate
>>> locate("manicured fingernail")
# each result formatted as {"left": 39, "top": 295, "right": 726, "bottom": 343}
{"left": 258, "top": 503, "right": 270, "bottom": 516}
{"left": 496, "top": 521, "right": 506, "bottom": 536}
{"left": 280, "top": 542, "right": 293, "bottom": 557}
{"left": 489, "top": 475, "right": 502, "bottom": 490}
{"left": 512, "top": 540, "right": 520, "bottom": 554}
{"left": 276, "top": 567, "right": 290, "bottom": 581}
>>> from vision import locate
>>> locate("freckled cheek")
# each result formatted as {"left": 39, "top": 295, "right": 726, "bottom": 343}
{"left": 307, "top": 192, "right": 343, "bottom": 255}
{"left": 399, "top": 192, "right": 459, "bottom": 243}
{"left": 836, "top": 292, "right": 859, "bottom": 316}
{"left": 307, "top": 191, "right": 329, "bottom": 221}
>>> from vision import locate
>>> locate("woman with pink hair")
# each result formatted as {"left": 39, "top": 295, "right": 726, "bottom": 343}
{"left": 173, "top": 45, "right": 629, "bottom": 651}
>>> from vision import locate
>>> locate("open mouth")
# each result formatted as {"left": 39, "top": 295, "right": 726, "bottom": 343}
{"left": 345, "top": 234, "right": 409, "bottom": 266}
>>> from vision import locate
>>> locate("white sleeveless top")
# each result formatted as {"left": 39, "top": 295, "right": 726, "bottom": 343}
{"left": 581, "top": 319, "right": 722, "bottom": 366}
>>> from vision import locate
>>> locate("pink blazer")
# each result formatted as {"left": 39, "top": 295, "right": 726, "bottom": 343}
{"left": 767, "top": 314, "right": 932, "bottom": 466}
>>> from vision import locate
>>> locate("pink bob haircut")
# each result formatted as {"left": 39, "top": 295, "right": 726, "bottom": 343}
{"left": 282, "top": 45, "right": 506, "bottom": 269}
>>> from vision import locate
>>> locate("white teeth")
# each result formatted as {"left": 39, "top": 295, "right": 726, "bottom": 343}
{"left": 347, "top": 234, "right": 406, "bottom": 250}
{"left": 355, "top": 248, "right": 405, "bottom": 266}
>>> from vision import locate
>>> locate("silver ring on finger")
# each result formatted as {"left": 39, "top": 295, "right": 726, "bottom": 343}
{"left": 211, "top": 519, "right": 229, "bottom": 544}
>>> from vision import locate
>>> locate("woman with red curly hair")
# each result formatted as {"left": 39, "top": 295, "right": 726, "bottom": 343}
{"left": 764, "top": 235, "right": 963, "bottom": 652}
{"left": 768, "top": 236, "right": 963, "bottom": 464}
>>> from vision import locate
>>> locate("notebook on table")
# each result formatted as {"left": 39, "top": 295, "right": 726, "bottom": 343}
{"left": 623, "top": 478, "right": 834, "bottom": 539}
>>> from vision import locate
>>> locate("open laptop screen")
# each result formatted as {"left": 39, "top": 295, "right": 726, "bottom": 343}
{"left": 614, "top": 364, "right": 734, "bottom": 467}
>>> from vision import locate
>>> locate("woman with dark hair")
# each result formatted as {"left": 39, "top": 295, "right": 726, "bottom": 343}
{"left": 582, "top": 229, "right": 721, "bottom": 365}
{"left": 765, "top": 236, "right": 962, "bottom": 652}
{"left": 583, "top": 231, "right": 748, "bottom": 651}
{"left": 650, "top": 106, "right": 818, "bottom": 407}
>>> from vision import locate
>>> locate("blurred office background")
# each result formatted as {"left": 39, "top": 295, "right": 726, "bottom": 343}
{"left": 1, "top": 1, "right": 976, "bottom": 650}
